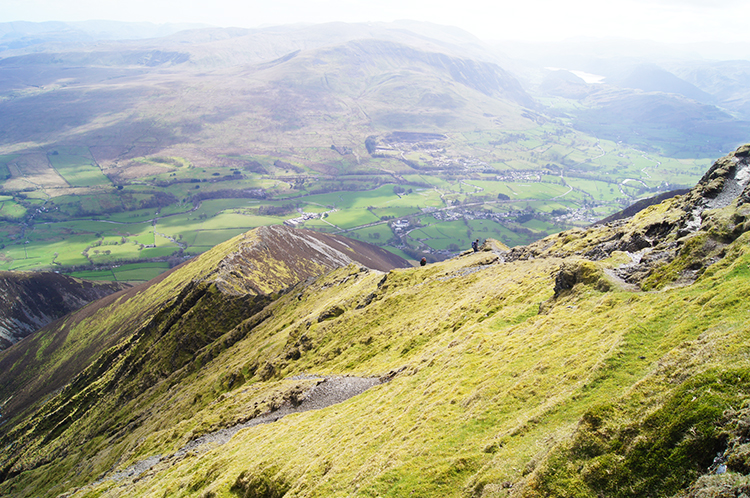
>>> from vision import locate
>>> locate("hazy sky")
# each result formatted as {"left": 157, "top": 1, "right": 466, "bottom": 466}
{"left": 2, "top": 0, "right": 750, "bottom": 44}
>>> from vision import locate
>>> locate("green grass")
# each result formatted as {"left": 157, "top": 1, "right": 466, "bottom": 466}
{"left": 0, "top": 199, "right": 27, "bottom": 219}
{"left": 465, "top": 219, "right": 519, "bottom": 241}
{"left": 503, "top": 182, "right": 572, "bottom": 200}
{"left": 3, "top": 198, "right": 750, "bottom": 498}
{"left": 0, "top": 121, "right": 713, "bottom": 279}
{"left": 410, "top": 220, "right": 472, "bottom": 250}
{"left": 401, "top": 175, "right": 452, "bottom": 189}
{"left": 189, "top": 229, "right": 253, "bottom": 247}
{"left": 47, "top": 147, "right": 111, "bottom": 187}
{"left": 324, "top": 209, "right": 381, "bottom": 229}
{"left": 139, "top": 246, "right": 180, "bottom": 258}
{"left": 68, "top": 268, "right": 117, "bottom": 280}
{"left": 303, "top": 185, "right": 400, "bottom": 209}
{"left": 383, "top": 245, "right": 414, "bottom": 261}
{"left": 370, "top": 206, "right": 425, "bottom": 220}
{"left": 86, "top": 241, "right": 148, "bottom": 265}
{"left": 349, "top": 224, "right": 393, "bottom": 244}
{"left": 522, "top": 219, "right": 557, "bottom": 231}
{"left": 113, "top": 262, "right": 172, "bottom": 281}
{"left": 566, "top": 178, "right": 621, "bottom": 202}
{"left": 0, "top": 154, "right": 15, "bottom": 181}
{"left": 0, "top": 234, "right": 94, "bottom": 269}
{"left": 110, "top": 249, "right": 750, "bottom": 496}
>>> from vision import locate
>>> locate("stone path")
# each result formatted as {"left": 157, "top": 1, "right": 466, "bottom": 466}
{"left": 105, "top": 375, "right": 381, "bottom": 483}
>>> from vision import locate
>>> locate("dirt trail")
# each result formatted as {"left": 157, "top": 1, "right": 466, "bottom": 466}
{"left": 104, "top": 375, "right": 381, "bottom": 483}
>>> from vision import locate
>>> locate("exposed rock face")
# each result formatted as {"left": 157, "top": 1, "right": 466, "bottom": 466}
{"left": 0, "top": 272, "right": 127, "bottom": 351}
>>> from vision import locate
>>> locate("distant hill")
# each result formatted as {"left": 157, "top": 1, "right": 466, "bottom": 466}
{"left": 668, "top": 59, "right": 750, "bottom": 119}
{"left": 539, "top": 69, "right": 590, "bottom": 99}
{"left": 0, "top": 20, "right": 209, "bottom": 52}
{"left": 605, "top": 63, "right": 715, "bottom": 104}
{"left": 0, "top": 271, "right": 127, "bottom": 350}
{"left": 0, "top": 23, "right": 536, "bottom": 168}
{"left": 1, "top": 21, "right": 748, "bottom": 166}
{"left": 0, "top": 146, "right": 749, "bottom": 497}
{"left": 496, "top": 39, "right": 750, "bottom": 155}
{"left": 574, "top": 87, "right": 750, "bottom": 157}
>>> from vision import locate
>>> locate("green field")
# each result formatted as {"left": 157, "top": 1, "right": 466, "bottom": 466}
{"left": 410, "top": 220, "right": 473, "bottom": 251}
{"left": 70, "top": 261, "right": 172, "bottom": 282}
{"left": 68, "top": 268, "right": 117, "bottom": 280}
{"left": 504, "top": 182, "right": 572, "bottom": 200}
{"left": 369, "top": 206, "right": 422, "bottom": 219}
{"left": 188, "top": 229, "right": 246, "bottom": 247}
{"left": 566, "top": 178, "right": 621, "bottom": 202}
{"left": 349, "top": 223, "right": 393, "bottom": 243}
{"left": 0, "top": 198, "right": 26, "bottom": 220}
{"left": 47, "top": 147, "right": 111, "bottom": 187}
{"left": 324, "top": 209, "right": 380, "bottom": 229}
{"left": 1, "top": 234, "right": 93, "bottom": 270}
{"left": 303, "top": 185, "right": 403, "bottom": 209}
{"left": 0, "top": 155, "right": 15, "bottom": 181}
{"left": 0, "top": 122, "right": 713, "bottom": 279}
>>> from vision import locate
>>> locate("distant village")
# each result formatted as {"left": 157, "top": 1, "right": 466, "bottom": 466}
{"left": 279, "top": 132, "right": 630, "bottom": 257}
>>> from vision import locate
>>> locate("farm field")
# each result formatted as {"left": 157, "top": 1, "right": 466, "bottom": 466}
{"left": 0, "top": 124, "right": 713, "bottom": 279}
{"left": 0, "top": 197, "right": 26, "bottom": 220}
{"left": 409, "top": 220, "right": 472, "bottom": 251}
{"left": 70, "top": 261, "right": 172, "bottom": 282}
{"left": 47, "top": 147, "right": 112, "bottom": 187}
{"left": 0, "top": 156, "right": 14, "bottom": 181}
{"left": 565, "top": 178, "right": 621, "bottom": 202}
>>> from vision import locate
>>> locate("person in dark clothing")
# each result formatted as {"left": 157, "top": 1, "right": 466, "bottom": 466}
{"left": 472, "top": 239, "right": 480, "bottom": 252}
{"left": 420, "top": 257, "right": 427, "bottom": 266}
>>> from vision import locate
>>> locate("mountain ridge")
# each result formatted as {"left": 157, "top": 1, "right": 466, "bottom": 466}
{"left": 0, "top": 225, "right": 408, "bottom": 426}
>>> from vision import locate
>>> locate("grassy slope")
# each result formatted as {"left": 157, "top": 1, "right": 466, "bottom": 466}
{"left": 0, "top": 225, "right": 404, "bottom": 425}
{"left": 1, "top": 238, "right": 747, "bottom": 497}
{"left": 0, "top": 233, "right": 245, "bottom": 418}
{"left": 54, "top": 233, "right": 748, "bottom": 498}
{"left": 1, "top": 151, "right": 749, "bottom": 497}
{"left": 0, "top": 227, "right": 410, "bottom": 494}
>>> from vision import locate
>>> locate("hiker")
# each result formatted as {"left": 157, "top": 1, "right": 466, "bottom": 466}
{"left": 420, "top": 257, "right": 427, "bottom": 266}
{"left": 472, "top": 239, "right": 480, "bottom": 252}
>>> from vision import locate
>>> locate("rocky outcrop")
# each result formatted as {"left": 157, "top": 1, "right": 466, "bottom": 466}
{"left": 501, "top": 144, "right": 750, "bottom": 289}
{"left": 0, "top": 272, "right": 127, "bottom": 350}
